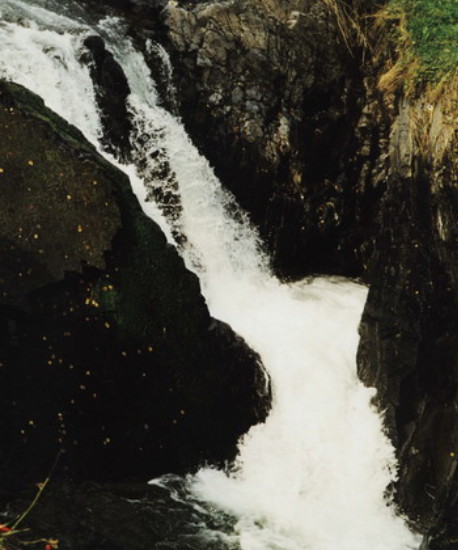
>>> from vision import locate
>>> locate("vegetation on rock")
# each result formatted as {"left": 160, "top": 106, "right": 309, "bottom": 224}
{"left": 377, "top": 0, "right": 458, "bottom": 93}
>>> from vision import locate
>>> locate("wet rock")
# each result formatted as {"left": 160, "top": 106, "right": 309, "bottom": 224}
{"left": 76, "top": 0, "right": 168, "bottom": 31}
{"left": 76, "top": 2, "right": 177, "bottom": 114}
{"left": 355, "top": 83, "right": 458, "bottom": 544}
{"left": 82, "top": 35, "right": 132, "bottom": 159}
{"left": 0, "top": 80, "right": 269, "bottom": 488}
{"left": 1, "top": 478, "right": 240, "bottom": 550}
{"left": 161, "top": 0, "right": 365, "bottom": 278}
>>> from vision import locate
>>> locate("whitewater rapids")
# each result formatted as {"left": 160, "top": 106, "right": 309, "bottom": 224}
{"left": 0, "top": 2, "right": 420, "bottom": 548}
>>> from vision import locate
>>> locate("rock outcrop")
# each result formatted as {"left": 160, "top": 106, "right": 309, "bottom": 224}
{"left": 162, "top": 0, "right": 365, "bottom": 278}
{"left": 82, "top": 35, "right": 132, "bottom": 159}
{"left": 1, "top": 477, "right": 240, "bottom": 550}
{"left": 356, "top": 78, "right": 458, "bottom": 547}
{"left": 0, "top": 80, "right": 268, "bottom": 488}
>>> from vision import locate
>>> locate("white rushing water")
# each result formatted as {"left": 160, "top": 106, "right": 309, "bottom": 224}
{"left": 0, "top": 2, "right": 420, "bottom": 549}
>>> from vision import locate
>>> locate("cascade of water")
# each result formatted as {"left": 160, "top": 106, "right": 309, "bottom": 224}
{"left": 0, "top": 2, "right": 420, "bottom": 549}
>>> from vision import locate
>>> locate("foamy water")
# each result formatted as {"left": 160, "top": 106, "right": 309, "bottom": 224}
{"left": 0, "top": 2, "right": 420, "bottom": 548}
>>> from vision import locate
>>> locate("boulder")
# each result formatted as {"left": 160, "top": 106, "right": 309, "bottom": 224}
{"left": 0, "top": 80, "right": 269, "bottom": 488}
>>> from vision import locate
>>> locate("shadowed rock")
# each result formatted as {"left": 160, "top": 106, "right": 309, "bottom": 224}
{"left": 82, "top": 35, "right": 132, "bottom": 159}
{"left": 0, "top": 80, "right": 269, "bottom": 488}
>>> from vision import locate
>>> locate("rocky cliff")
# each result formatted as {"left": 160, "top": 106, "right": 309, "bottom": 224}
{"left": 0, "top": 80, "right": 268, "bottom": 488}
{"left": 163, "top": 0, "right": 366, "bottom": 279}
{"left": 357, "top": 53, "right": 458, "bottom": 550}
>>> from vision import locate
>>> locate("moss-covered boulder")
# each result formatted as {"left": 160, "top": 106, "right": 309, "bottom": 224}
{"left": 0, "top": 80, "right": 268, "bottom": 488}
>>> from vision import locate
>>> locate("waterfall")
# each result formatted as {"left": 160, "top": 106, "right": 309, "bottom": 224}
{"left": 0, "top": 2, "right": 420, "bottom": 549}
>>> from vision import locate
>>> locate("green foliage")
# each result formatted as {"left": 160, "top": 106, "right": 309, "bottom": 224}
{"left": 390, "top": 0, "right": 458, "bottom": 82}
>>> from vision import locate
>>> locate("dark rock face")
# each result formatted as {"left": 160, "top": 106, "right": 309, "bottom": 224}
{"left": 0, "top": 81, "right": 269, "bottom": 488}
{"left": 76, "top": 0, "right": 168, "bottom": 32}
{"left": 81, "top": 35, "right": 132, "bottom": 159}
{"left": 162, "top": 0, "right": 365, "bottom": 279}
{"left": 356, "top": 91, "right": 458, "bottom": 545}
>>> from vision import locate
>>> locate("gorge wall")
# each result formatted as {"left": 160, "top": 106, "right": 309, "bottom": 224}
{"left": 163, "top": 0, "right": 366, "bottom": 279}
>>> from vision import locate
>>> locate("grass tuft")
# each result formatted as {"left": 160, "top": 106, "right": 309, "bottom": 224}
{"left": 401, "top": 0, "right": 458, "bottom": 81}
{"left": 320, "top": 0, "right": 370, "bottom": 54}
{"left": 375, "top": 0, "right": 458, "bottom": 93}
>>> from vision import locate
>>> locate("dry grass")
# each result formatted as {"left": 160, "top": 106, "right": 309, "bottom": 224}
{"left": 320, "top": 0, "right": 370, "bottom": 54}
{"left": 370, "top": 3, "right": 416, "bottom": 94}
{"left": 372, "top": 0, "right": 458, "bottom": 96}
